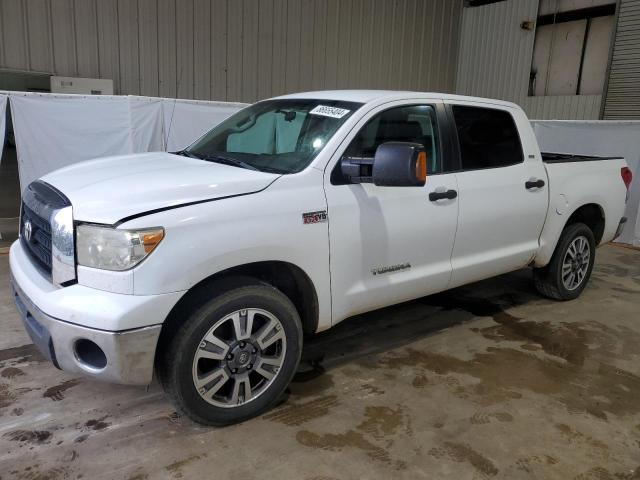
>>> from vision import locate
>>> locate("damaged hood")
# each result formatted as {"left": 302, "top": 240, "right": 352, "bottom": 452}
{"left": 41, "top": 152, "right": 280, "bottom": 224}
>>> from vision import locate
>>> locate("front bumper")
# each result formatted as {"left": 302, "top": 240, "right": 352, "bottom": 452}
{"left": 11, "top": 278, "right": 161, "bottom": 384}
{"left": 9, "top": 241, "right": 183, "bottom": 385}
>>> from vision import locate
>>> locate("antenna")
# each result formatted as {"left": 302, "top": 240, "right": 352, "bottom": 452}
{"left": 165, "top": 64, "right": 184, "bottom": 150}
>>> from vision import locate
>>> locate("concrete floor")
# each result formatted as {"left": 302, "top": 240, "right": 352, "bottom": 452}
{"left": 1, "top": 245, "right": 639, "bottom": 479}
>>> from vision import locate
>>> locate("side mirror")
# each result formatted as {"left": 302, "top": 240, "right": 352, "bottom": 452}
{"left": 373, "top": 142, "right": 427, "bottom": 187}
{"left": 339, "top": 142, "right": 427, "bottom": 186}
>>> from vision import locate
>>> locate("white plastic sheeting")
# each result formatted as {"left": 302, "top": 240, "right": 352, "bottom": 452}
{"left": 10, "top": 93, "right": 161, "bottom": 189}
{"left": 8, "top": 92, "right": 246, "bottom": 191}
{"left": 162, "top": 98, "right": 246, "bottom": 151}
{"left": 0, "top": 93, "right": 7, "bottom": 166}
{"left": 532, "top": 120, "right": 640, "bottom": 246}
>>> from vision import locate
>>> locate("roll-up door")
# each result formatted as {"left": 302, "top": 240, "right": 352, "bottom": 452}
{"left": 602, "top": 0, "right": 640, "bottom": 119}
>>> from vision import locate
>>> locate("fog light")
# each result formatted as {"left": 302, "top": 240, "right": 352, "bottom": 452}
{"left": 74, "top": 339, "right": 107, "bottom": 369}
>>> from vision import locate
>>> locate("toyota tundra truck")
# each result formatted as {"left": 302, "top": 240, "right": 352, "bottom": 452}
{"left": 10, "top": 91, "right": 632, "bottom": 425}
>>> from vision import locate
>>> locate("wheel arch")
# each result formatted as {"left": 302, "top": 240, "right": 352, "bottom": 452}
{"left": 565, "top": 203, "right": 605, "bottom": 245}
{"left": 156, "top": 261, "right": 319, "bottom": 361}
{"left": 535, "top": 201, "right": 606, "bottom": 268}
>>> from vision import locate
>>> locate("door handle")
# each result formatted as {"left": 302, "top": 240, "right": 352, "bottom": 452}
{"left": 525, "top": 179, "right": 545, "bottom": 189}
{"left": 429, "top": 189, "right": 457, "bottom": 201}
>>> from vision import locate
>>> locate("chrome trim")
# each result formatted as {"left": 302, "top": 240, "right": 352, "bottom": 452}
{"left": 11, "top": 275, "right": 161, "bottom": 385}
{"left": 22, "top": 182, "right": 77, "bottom": 287}
{"left": 51, "top": 206, "right": 76, "bottom": 285}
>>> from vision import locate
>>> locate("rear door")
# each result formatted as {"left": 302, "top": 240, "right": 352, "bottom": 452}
{"left": 324, "top": 100, "right": 459, "bottom": 324}
{"left": 447, "top": 103, "right": 548, "bottom": 288}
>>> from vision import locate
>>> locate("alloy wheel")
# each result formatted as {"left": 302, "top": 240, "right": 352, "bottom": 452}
{"left": 561, "top": 235, "right": 591, "bottom": 291}
{"left": 191, "top": 308, "right": 286, "bottom": 408}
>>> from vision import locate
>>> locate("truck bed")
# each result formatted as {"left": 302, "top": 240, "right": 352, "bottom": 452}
{"left": 541, "top": 152, "right": 623, "bottom": 163}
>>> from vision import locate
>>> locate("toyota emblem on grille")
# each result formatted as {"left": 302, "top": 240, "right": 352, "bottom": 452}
{"left": 23, "top": 220, "right": 33, "bottom": 242}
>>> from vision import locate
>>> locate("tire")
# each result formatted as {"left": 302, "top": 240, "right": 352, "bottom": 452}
{"left": 533, "top": 222, "right": 596, "bottom": 301}
{"left": 157, "top": 281, "right": 303, "bottom": 426}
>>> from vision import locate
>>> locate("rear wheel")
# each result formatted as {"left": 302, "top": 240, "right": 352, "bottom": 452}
{"left": 158, "top": 282, "right": 302, "bottom": 425}
{"left": 533, "top": 222, "right": 596, "bottom": 301}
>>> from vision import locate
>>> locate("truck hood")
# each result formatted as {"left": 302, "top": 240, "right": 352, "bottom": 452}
{"left": 41, "top": 152, "right": 280, "bottom": 224}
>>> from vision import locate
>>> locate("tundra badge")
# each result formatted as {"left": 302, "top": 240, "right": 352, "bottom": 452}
{"left": 372, "top": 263, "right": 411, "bottom": 276}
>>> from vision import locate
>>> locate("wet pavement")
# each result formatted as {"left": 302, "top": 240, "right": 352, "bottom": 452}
{"left": 1, "top": 244, "right": 639, "bottom": 479}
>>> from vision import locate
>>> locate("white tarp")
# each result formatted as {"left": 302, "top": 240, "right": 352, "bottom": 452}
{"left": 162, "top": 98, "right": 246, "bottom": 151}
{"left": 532, "top": 120, "right": 640, "bottom": 246}
{"left": 9, "top": 92, "right": 243, "bottom": 191}
{"left": 10, "top": 93, "right": 162, "bottom": 189}
{"left": 0, "top": 93, "right": 7, "bottom": 166}
{"left": 129, "top": 96, "right": 164, "bottom": 153}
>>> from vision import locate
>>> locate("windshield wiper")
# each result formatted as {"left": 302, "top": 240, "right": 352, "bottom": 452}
{"left": 177, "top": 150, "right": 278, "bottom": 173}
{"left": 173, "top": 150, "right": 202, "bottom": 159}
{"left": 202, "top": 154, "right": 260, "bottom": 172}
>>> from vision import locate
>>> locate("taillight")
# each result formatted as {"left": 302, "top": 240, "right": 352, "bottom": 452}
{"left": 621, "top": 167, "right": 632, "bottom": 189}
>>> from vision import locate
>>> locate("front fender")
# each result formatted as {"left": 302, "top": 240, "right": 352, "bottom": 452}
{"left": 122, "top": 172, "right": 332, "bottom": 330}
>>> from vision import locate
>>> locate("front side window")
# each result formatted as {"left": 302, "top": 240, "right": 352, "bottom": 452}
{"left": 452, "top": 106, "right": 523, "bottom": 170}
{"left": 187, "top": 99, "right": 361, "bottom": 174}
{"left": 344, "top": 105, "right": 441, "bottom": 174}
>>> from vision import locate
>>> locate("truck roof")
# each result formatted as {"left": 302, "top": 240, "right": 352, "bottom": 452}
{"left": 273, "top": 90, "right": 521, "bottom": 110}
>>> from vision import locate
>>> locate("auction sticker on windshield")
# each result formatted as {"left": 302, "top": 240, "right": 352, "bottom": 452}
{"left": 310, "top": 105, "right": 351, "bottom": 119}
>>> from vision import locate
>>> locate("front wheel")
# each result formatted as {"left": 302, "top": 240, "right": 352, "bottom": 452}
{"left": 533, "top": 222, "right": 596, "bottom": 301}
{"left": 157, "top": 283, "right": 303, "bottom": 425}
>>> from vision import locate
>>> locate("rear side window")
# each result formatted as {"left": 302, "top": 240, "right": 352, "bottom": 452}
{"left": 452, "top": 106, "right": 523, "bottom": 170}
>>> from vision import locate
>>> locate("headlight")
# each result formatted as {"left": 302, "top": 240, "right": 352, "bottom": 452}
{"left": 77, "top": 225, "right": 164, "bottom": 271}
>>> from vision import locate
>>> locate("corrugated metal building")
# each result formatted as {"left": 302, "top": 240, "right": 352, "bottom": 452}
{"left": 0, "top": 0, "right": 462, "bottom": 102}
{"left": 602, "top": 0, "right": 640, "bottom": 119}
{"left": 456, "top": 0, "right": 639, "bottom": 119}
{"left": 0, "top": 0, "right": 638, "bottom": 119}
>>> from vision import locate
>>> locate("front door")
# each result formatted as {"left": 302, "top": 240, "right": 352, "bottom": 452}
{"left": 324, "top": 102, "right": 459, "bottom": 324}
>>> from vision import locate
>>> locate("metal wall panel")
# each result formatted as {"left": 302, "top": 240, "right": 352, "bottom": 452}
{"left": 258, "top": 0, "right": 275, "bottom": 98}
{"left": 96, "top": 0, "right": 120, "bottom": 94}
{"left": 176, "top": 0, "right": 195, "bottom": 99}
{"left": 74, "top": 0, "right": 99, "bottom": 78}
{"left": 1, "top": 0, "right": 29, "bottom": 70}
{"left": 0, "top": 0, "right": 463, "bottom": 102}
{"left": 117, "top": 0, "right": 140, "bottom": 95}
{"left": 602, "top": 0, "right": 640, "bottom": 119}
{"left": 242, "top": 0, "right": 259, "bottom": 103}
{"left": 51, "top": 0, "right": 77, "bottom": 76}
{"left": 521, "top": 94, "right": 603, "bottom": 119}
{"left": 139, "top": 0, "right": 160, "bottom": 97}
{"left": 225, "top": 0, "right": 242, "bottom": 101}
{"left": 157, "top": 0, "right": 177, "bottom": 98}
{"left": 25, "top": 0, "right": 53, "bottom": 73}
{"left": 456, "top": 0, "right": 539, "bottom": 102}
{"left": 210, "top": 0, "right": 227, "bottom": 101}
{"left": 193, "top": 0, "right": 211, "bottom": 100}
{"left": 455, "top": 0, "right": 609, "bottom": 119}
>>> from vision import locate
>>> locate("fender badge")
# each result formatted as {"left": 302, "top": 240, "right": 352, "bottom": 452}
{"left": 302, "top": 210, "right": 328, "bottom": 224}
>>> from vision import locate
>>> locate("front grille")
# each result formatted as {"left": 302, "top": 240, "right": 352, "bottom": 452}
{"left": 20, "top": 181, "right": 72, "bottom": 279}
{"left": 21, "top": 203, "right": 53, "bottom": 274}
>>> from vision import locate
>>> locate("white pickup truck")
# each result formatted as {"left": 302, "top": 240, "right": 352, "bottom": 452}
{"left": 10, "top": 91, "right": 631, "bottom": 425}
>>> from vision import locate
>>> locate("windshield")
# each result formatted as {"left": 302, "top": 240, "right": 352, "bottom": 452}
{"left": 186, "top": 99, "right": 362, "bottom": 174}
